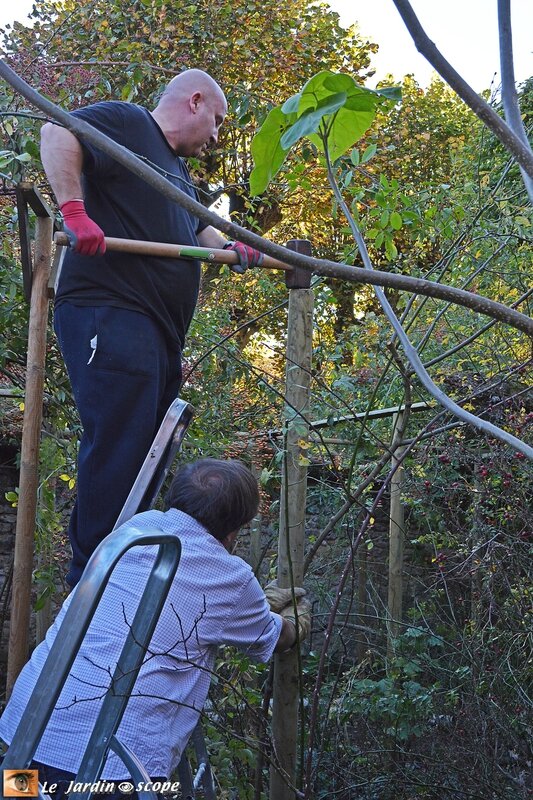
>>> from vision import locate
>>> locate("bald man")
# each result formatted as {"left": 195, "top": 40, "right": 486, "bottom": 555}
{"left": 40, "top": 70, "right": 263, "bottom": 587}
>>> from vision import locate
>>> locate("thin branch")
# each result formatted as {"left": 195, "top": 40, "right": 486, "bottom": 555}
{"left": 42, "top": 60, "right": 177, "bottom": 75}
{"left": 324, "top": 145, "right": 533, "bottom": 459}
{"left": 391, "top": 0, "right": 533, "bottom": 180}
{"left": 497, "top": 0, "right": 533, "bottom": 203}
{"left": 0, "top": 110, "right": 49, "bottom": 122}
{"left": 424, "top": 287, "right": 532, "bottom": 368}
{"left": 415, "top": 240, "right": 510, "bottom": 355}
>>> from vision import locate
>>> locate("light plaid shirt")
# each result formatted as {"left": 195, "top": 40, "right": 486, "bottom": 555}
{"left": 0, "top": 509, "right": 281, "bottom": 778}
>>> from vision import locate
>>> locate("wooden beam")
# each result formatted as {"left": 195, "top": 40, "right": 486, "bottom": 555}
{"left": 305, "top": 401, "right": 434, "bottom": 431}
{"left": 270, "top": 240, "right": 313, "bottom": 800}
{"left": 387, "top": 412, "right": 406, "bottom": 660}
{"left": 15, "top": 185, "right": 33, "bottom": 303}
{"left": 6, "top": 215, "right": 53, "bottom": 696}
{"left": 16, "top": 182, "right": 55, "bottom": 303}
{"left": 17, "top": 181, "right": 54, "bottom": 218}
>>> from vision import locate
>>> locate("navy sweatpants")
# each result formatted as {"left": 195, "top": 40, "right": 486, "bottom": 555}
{"left": 54, "top": 303, "right": 182, "bottom": 587}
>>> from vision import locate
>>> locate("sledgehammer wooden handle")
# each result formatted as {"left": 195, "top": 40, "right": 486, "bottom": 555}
{"left": 53, "top": 232, "right": 293, "bottom": 271}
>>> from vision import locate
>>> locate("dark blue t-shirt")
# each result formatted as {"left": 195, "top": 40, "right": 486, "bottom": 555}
{"left": 55, "top": 101, "right": 206, "bottom": 349}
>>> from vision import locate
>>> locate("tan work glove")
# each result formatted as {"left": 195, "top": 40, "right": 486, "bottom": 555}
{"left": 264, "top": 581, "right": 306, "bottom": 614}
{"left": 280, "top": 597, "right": 312, "bottom": 641}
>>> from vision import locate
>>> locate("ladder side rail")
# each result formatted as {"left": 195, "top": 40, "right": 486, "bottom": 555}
{"left": 2, "top": 531, "right": 180, "bottom": 770}
{"left": 73, "top": 538, "right": 182, "bottom": 797}
{"left": 108, "top": 734, "right": 160, "bottom": 800}
{"left": 141, "top": 417, "right": 193, "bottom": 513}
{"left": 190, "top": 723, "right": 216, "bottom": 800}
{"left": 113, "top": 400, "right": 193, "bottom": 530}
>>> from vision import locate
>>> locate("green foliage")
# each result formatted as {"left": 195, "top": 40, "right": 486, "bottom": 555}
{"left": 198, "top": 650, "right": 268, "bottom": 800}
{"left": 1, "top": 0, "right": 379, "bottom": 224}
{"left": 334, "top": 674, "right": 436, "bottom": 742}
{"left": 250, "top": 71, "right": 400, "bottom": 195}
{"left": 1, "top": 6, "right": 532, "bottom": 800}
{"left": 330, "top": 626, "right": 450, "bottom": 745}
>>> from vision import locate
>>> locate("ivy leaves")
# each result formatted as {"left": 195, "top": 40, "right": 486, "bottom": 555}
{"left": 250, "top": 71, "right": 400, "bottom": 195}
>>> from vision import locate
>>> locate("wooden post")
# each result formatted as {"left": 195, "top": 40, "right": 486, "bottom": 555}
{"left": 249, "top": 462, "right": 263, "bottom": 576}
{"left": 270, "top": 241, "right": 313, "bottom": 800}
{"left": 356, "top": 546, "right": 368, "bottom": 662}
{"left": 387, "top": 412, "right": 406, "bottom": 659}
{"left": 6, "top": 213, "right": 53, "bottom": 696}
{"left": 35, "top": 544, "right": 53, "bottom": 646}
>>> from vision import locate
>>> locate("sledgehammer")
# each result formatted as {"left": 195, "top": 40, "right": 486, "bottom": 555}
{"left": 53, "top": 232, "right": 293, "bottom": 271}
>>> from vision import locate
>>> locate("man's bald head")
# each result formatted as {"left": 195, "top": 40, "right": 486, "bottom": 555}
{"left": 152, "top": 69, "right": 227, "bottom": 156}
{"left": 161, "top": 69, "right": 226, "bottom": 107}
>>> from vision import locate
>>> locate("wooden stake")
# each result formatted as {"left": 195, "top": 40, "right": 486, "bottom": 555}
{"left": 387, "top": 412, "right": 406, "bottom": 659}
{"left": 356, "top": 546, "right": 369, "bottom": 662}
{"left": 6, "top": 216, "right": 53, "bottom": 696}
{"left": 270, "top": 241, "right": 313, "bottom": 800}
{"left": 249, "top": 462, "right": 263, "bottom": 576}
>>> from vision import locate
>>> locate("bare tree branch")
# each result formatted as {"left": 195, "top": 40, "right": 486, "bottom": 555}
{"left": 0, "top": 60, "right": 531, "bottom": 338}
{"left": 324, "top": 146, "right": 533, "bottom": 459}
{"left": 391, "top": 0, "right": 533, "bottom": 181}
{"left": 497, "top": 0, "right": 533, "bottom": 203}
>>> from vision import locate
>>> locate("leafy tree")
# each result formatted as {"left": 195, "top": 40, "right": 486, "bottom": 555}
{"left": 1, "top": 0, "right": 376, "bottom": 222}
{"left": 0, "top": 4, "right": 531, "bottom": 798}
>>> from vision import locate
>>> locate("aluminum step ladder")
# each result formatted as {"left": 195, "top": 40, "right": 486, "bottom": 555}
{"left": 2, "top": 398, "right": 215, "bottom": 800}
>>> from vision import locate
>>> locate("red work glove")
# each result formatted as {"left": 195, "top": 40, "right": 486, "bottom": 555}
{"left": 60, "top": 199, "right": 106, "bottom": 256}
{"left": 223, "top": 240, "right": 264, "bottom": 273}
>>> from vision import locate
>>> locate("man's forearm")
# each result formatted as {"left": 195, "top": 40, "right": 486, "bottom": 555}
{"left": 274, "top": 617, "right": 297, "bottom": 652}
{"left": 40, "top": 122, "right": 85, "bottom": 206}
{"left": 41, "top": 123, "right": 106, "bottom": 255}
{"left": 197, "top": 225, "right": 228, "bottom": 250}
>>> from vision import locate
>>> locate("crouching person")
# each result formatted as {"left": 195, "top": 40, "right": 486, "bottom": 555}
{"left": 0, "top": 459, "right": 311, "bottom": 800}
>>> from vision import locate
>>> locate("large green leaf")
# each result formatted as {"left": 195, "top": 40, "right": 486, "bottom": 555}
{"left": 281, "top": 93, "right": 302, "bottom": 115}
{"left": 297, "top": 72, "right": 398, "bottom": 161}
{"left": 294, "top": 70, "right": 398, "bottom": 113}
{"left": 250, "top": 70, "right": 400, "bottom": 195}
{"left": 280, "top": 92, "right": 347, "bottom": 150}
{"left": 295, "top": 71, "right": 355, "bottom": 114}
{"left": 249, "top": 106, "right": 295, "bottom": 196}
